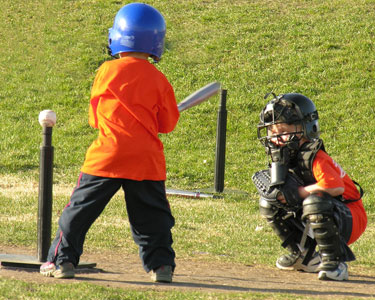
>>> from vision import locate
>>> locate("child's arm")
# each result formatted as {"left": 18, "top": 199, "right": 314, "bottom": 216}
{"left": 299, "top": 151, "right": 345, "bottom": 199}
{"left": 298, "top": 184, "right": 344, "bottom": 198}
{"left": 157, "top": 86, "right": 179, "bottom": 133}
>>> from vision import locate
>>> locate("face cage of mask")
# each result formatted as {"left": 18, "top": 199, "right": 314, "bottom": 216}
{"left": 257, "top": 123, "right": 304, "bottom": 164}
{"left": 258, "top": 122, "right": 303, "bottom": 146}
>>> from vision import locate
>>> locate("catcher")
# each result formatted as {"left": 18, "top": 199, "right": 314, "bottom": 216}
{"left": 252, "top": 93, "right": 367, "bottom": 281}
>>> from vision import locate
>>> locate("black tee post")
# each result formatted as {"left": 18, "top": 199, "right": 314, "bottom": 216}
{"left": 214, "top": 89, "right": 227, "bottom": 193}
{"left": 37, "top": 111, "right": 56, "bottom": 262}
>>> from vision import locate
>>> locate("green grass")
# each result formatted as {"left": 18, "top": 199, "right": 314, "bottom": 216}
{"left": 0, "top": 277, "right": 284, "bottom": 300}
{"left": 1, "top": 0, "right": 375, "bottom": 299}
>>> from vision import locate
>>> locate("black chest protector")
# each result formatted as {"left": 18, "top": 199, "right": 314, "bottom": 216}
{"left": 292, "top": 139, "right": 325, "bottom": 185}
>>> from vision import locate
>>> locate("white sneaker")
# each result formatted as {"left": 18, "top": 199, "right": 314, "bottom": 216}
{"left": 318, "top": 262, "right": 348, "bottom": 281}
{"left": 276, "top": 250, "right": 320, "bottom": 273}
{"left": 150, "top": 265, "right": 173, "bottom": 283}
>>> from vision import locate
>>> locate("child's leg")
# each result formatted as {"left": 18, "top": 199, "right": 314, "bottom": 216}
{"left": 122, "top": 179, "right": 175, "bottom": 272}
{"left": 48, "top": 173, "right": 122, "bottom": 266}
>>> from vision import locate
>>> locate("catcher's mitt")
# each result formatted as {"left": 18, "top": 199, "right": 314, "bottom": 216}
{"left": 252, "top": 169, "right": 304, "bottom": 208}
{"left": 251, "top": 169, "right": 279, "bottom": 203}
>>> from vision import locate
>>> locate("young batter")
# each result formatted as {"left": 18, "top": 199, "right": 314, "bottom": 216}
{"left": 40, "top": 3, "right": 179, "bottom": 283}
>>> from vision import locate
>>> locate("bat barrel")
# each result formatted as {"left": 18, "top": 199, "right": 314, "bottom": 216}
{"left": 214, "top": 89, "right": 227, "bottom": 193}
{"left": 37, "top": 126, "right": 54, "bottom": 262}
{"left": 178, "top": 82, "right": 221, "bottom": 112}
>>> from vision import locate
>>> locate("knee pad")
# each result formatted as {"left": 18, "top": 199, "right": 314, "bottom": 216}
{"left": 302, "top": 192, "right": 334, "bottom": 220}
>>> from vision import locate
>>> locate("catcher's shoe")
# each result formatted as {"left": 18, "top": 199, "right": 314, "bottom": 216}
{"left": 151, "top": 265, "right": 173, "bottom": 283}
{"left": 318, "top": 262, "right": 348, "bottom": 281}
{"left": 40, "top": 261, "right": 75, "bottom": 279}
{"left": 276, "top": 250, "right": 320, "bottom": 273}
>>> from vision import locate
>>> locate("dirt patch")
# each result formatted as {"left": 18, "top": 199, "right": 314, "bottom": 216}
{"left": 1, "top": 246, "right": 375, "bottom": 299}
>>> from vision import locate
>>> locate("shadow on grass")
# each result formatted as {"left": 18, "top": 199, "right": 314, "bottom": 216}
{"left": 75, "top": 272, "right": 375, "bottom": 298}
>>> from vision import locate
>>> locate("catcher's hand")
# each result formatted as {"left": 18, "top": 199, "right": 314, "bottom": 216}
{"left": 252, "top": 169, "right": 304, "bottom": 208}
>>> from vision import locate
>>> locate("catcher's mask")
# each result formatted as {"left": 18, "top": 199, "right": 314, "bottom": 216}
{"left": 257, "top": 92, "right": 320, "bottom": 185}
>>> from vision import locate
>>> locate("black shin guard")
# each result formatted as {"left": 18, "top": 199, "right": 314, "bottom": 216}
{"left": 302, "top": 192, "right": 343, "bottom": 271}
{"left": 307, "top": 214, "right": 342, "bottom": 270}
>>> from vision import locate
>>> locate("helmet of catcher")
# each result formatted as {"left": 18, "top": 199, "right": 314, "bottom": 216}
{"left": 258, "top": 92, "right": 320, "bottom": 144}
{"left": 108, "top": 3, "right": 166, "bottom": 62}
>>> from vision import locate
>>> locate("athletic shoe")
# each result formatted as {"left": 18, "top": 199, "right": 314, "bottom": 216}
{"left": 40, "top": 261, "right": 56, "bottom": 277}
{"left": 276, "top": 250, "right": 321, "bottom": 273}
{"left": 40, "top": 261, "right": 75, "bottom": 279}
{"left": 151, "top": 265, "right": 173, "bottom": 283}
{"left": 318, "top": 262, "right": 348, "bottom": 281}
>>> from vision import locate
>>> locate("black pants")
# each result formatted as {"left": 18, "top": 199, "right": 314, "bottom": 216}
{"left": 47, "top": 173, "right": 176, "bottom": 272}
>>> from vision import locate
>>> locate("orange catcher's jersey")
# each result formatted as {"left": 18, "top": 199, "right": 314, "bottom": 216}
{"left": 313, "top": 150, "right": 367, "bottom": 244}
{"left": 81, "top": 56, "right": 179, "bottom": 181}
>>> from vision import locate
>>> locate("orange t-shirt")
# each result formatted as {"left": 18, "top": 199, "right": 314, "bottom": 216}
{"left": 81, "top": 57, "right": 180, "bottom": 180}
{"left": 312, "top": 150, "right": 367, "bottom": 244}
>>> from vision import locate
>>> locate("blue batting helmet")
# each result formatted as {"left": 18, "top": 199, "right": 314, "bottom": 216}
{"left": 108, "top": 3, "right": 166, "bottom": 62}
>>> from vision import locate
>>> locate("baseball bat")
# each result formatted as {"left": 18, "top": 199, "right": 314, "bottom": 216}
{"left": 178, "top": 81, "right": 221, "bottom": 112}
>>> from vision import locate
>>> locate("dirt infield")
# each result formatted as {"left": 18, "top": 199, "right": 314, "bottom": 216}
{"left": 1, "top": 246, "right": 375, "bottom": 299}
